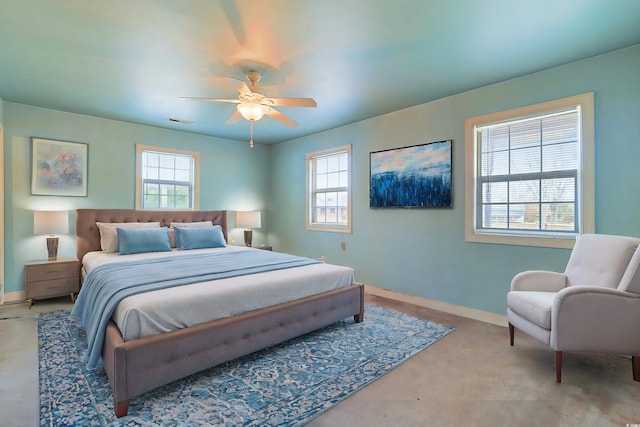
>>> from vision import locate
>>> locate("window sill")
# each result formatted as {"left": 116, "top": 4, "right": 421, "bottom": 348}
{"left": 306, "top": 224, "right": 352, "bottom": 234}
{"left": 465, "top": 229, "right": 576, "bottom": 249}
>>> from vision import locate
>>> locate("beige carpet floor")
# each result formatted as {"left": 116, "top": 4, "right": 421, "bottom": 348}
{"left": 1, "top": 294, "right": 639, "bottom": 426}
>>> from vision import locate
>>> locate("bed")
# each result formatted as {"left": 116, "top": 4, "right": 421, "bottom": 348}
{"left": 74, "top": 209, "right": 364, "bottom": 418}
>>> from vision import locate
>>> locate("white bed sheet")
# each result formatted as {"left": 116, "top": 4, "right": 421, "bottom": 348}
{"left": 81, "top": 246, "right": 356, "bottom": 341}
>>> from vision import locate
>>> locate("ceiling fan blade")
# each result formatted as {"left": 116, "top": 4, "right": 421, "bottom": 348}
{"left": 224, "top": 76, "right": 253, "bottom": 96}
{"left": 267, "top": 97, "right": 317, "bottom": 108}
{"left": 265, "top": 108, "right": 298, "bottom": 128}
{"left": 226, "top": 75, "right": 243, "bottom": 84}
{"left": 225, "top": 110, "right": 243, "bottom": 124}
{"left": 238, "top": 81, "right": 253, "bottom": 95}
{"left": 179, "top": 96, "right": 240, "bottom": 104}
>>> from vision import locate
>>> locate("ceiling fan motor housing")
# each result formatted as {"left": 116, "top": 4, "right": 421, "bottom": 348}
{"left": 245, "top": 70, "right": 262, "bottom": 85}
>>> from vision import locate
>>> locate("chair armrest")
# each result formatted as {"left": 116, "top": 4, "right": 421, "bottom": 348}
{"left": 551, "top": 287, "right": 640, "bottom": 353}
{"left": 510, "top": 270, "right": 567, "bottom": 292}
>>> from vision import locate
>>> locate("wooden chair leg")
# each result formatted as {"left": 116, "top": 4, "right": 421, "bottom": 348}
{"left": 633, "top": 356, "right": 639, "bottom": 382}
{"left": 508, "top": 323, "right": 514, "bottom": 346}
{"left": 115, "top": 399, "right": 130, "bottom": 418}
{"left": 555, "top": 351, "right": 562, "bottom": 383}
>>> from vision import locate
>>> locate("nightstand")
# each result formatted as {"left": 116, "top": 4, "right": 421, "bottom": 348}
{"left": 252, "top": 245, "right": 273, "bottom": 251}
{"left": 25, "top": 258, "right": 79, "bottom": 308}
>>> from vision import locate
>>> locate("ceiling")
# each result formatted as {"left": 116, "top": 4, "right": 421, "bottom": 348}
{"left": 1, "top": 1, "right": 639, "bottom": 145}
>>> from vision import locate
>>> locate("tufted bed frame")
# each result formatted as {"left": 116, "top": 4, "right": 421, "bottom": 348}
{"left": 76, "top": 209, "right": 364, "bottom": 418}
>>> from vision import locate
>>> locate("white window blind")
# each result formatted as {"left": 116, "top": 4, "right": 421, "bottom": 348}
{"left": 477, "top": 109, "right": 579, "bottom": 233}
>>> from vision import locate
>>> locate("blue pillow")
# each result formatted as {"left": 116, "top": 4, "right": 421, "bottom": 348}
{"left": 174, "top": 225, "right": 226, "bottom": 250}
{"left": 116, "top": 227, "right": 171, "bottom": 255}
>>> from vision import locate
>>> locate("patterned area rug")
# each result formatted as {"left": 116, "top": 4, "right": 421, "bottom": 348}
{"left": 39, "top": 305, "right": 453, "bottom": 426}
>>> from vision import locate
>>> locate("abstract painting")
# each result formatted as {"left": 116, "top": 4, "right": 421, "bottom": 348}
{"left": 370, "top": 140, "right": 452, "bottom": 208}
{"left": 31, "top": 138, "right": 88, "bottom": 196}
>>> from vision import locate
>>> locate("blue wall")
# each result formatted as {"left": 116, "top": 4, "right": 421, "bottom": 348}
{"left": 269, "top": 45, "right": 640, "bottom": 315}
{"left": 3, "top": 45, "right": 639, "bottom": 314}
{"left": 2, "top": 103, "right": 270, "bottom": 296}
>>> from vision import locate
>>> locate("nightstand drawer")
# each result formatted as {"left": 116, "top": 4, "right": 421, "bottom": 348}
{"left": 26, "top": 277, "right": 79, "bottom": 299}
{"left": 26, "top": 261, "right": 76, "bottom": 281}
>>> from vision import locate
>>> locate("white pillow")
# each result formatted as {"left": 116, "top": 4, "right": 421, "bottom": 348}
{"left": 169, "top": 221, "right": 214, "bottom": 248}
{"left": 169, "top": 221, "right": 213, "bottom": 228}
{"left": 96, "top": 222, "right": 161, "bottom": 252}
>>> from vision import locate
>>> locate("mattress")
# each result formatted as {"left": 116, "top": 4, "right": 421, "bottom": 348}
{"left": 82, "top": 246, "right": 356, "bottom": 341}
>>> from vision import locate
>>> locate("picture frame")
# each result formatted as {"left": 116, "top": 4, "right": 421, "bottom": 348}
{"left": 370, "top": 139, "right": 452, "bottom": 208}
{"left": 31, "top": 138, "right": 88, "bottom": 197}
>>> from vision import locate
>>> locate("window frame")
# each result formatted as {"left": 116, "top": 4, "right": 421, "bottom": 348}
{"left": 135, "top": 144, "right": 200, "bottom": 210}
{"left": 464, "top": 93, "right": 594, "bottom": 249}
{"left": 306, "top": 144, "right": 352, "bottom": 233}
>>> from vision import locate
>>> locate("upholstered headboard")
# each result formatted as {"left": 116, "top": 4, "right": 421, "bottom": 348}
{"left": 76, "top": 209, "right": 228, "bottom": 262}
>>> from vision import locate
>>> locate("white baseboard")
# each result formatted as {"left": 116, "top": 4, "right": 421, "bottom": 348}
{"left": 2, "top": 291, "right": 26, "bottom": 304}
{"left": 365, "top": 285, "right": 508, "bottom": 327}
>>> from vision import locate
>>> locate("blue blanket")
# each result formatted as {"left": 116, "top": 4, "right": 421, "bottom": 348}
{"left": 72, "top": 249, "right": 321, "bottom": 368}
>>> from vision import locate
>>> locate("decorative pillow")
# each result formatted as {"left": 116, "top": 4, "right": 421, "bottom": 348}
{"left": 96, "top": 222, "right": 161, "bottom": 252}
{"left": 169, "top": 221, "right": 214, "bottom": 247}
{"left": 116, "top": 227, "right": 171, "bottom": 255}
{"left": 174, "top": 225, "right": 226, "bottom": 250}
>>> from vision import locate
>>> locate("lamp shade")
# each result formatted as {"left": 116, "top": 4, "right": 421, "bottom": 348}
{"left": 237, "top": 102, "right": 269, "bottom": 121}
{"left": 236, "top": 211, "right": 261, "bottom": 229}
{"left": 34, "top": 211, "right": 69, "bottom": 235}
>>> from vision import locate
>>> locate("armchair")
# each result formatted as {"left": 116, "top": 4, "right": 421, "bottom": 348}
{"left": 507, "top": 234, "right": 640, "bottom": 383}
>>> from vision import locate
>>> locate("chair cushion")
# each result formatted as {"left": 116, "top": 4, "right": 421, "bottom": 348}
{"left": 565, "top": 234, "right": 640, "bottom": 288}
{"left": 507, "top": 291, "right": 556, "bottom": 330}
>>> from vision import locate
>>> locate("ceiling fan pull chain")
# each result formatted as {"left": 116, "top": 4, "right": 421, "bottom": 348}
{"left": 249, "top": 120, "right": 255, "bottom": 148}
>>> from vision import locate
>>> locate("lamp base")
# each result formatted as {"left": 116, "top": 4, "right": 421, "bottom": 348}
{"left": 243, "top": 230, "right": 253, "bottom": 247}
{"left": 46, "top": 236, "right": 59, "bottom": 261}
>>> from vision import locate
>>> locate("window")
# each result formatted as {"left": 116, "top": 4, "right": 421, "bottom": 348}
{"left": 306, "top": 144, "right": 352, "bottom": 233}
{"left": 135, "top": 144, "right": 200, "bottom": 210}
{"left": 465, "top": 93, "right": 594, "bottom": 248}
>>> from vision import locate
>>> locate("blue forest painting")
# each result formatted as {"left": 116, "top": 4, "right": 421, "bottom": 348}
{"left": 370, "top": 140, "right": 452, "bottom": 208}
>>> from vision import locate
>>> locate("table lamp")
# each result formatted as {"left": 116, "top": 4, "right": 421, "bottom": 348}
{"left": 34, "top": 210, "right": 69, "bottom": 261}
{"left": 236, "top": 211, "right": 261, "bottom": 247}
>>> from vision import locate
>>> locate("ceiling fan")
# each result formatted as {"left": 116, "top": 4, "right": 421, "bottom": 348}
{"left": 180, "top": 70, "right": 317, "bottom": 147}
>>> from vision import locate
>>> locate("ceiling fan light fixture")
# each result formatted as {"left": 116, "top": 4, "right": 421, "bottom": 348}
{"left": 237, "top": 102, "right": 269, "bottom": 122}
